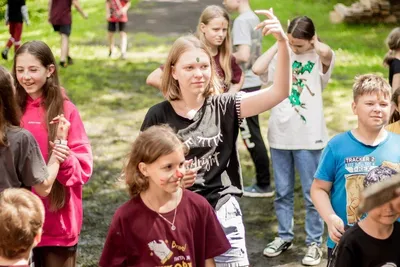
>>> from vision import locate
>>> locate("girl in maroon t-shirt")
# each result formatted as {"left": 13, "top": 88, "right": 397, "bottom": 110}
{"left": 100, "top": 125, "right": 230, "bottom": 267}
{"left": 146, "top": 5, "right": 243, "bottom": 93}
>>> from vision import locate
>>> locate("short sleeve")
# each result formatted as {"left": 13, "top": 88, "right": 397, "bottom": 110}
{"left": 99, "top": 213, "right": 128, "bottom": 267}
{"left": 140, "top": 106, "right": 159, "bottom": 131}
{"left": 203, "top": 202, "right": 231, "bottom": 259}
{"left": 320, "top": 50, "right": 335, "bottom": 90}
{"left": 392, "top": 60, "right": 400, "bottom": 75}
{"left": 18, "top": 133, "right": 48, "bottom": 187}
{"left": 231, "top": 55, "right": 243, "bottom": 84}
{"left": 314, "top": 144, "right": 336, "bottom": 182}
{"left": 232, "top": 18, "right": 251, "bottom": 46}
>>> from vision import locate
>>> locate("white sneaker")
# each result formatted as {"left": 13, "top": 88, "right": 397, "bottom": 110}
{"left": 263, "top": 237, "right": 293, "bottom": 257}
{"left": 302, "top": 242, "right": 322, "bottom": 266}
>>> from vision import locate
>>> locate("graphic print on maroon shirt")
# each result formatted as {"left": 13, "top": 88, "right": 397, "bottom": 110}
{"left": 99, "top": 190, "right": 230, "bottom": 267}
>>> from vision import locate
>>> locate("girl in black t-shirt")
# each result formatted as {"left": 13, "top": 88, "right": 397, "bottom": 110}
{"left": 141, "top": 9, "right": 290, "bottom": 267}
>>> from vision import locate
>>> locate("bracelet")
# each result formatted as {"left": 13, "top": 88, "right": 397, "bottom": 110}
{"left": 54, "top": 139, "right": 68, "bottom": 145}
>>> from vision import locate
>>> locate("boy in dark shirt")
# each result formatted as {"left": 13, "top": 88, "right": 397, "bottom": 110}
{"left": 330, "top": 166, "right": 400, "bottom": 267}
{"left": 0, "top": 188, "right": 44, "bottom": 267}
{"left": 1, "top": 0, "right": 29, "bottom": 60}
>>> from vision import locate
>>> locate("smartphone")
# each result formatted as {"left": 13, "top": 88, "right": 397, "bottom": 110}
{"left": 357, "top": 173, "right": 400, "bottom": 214}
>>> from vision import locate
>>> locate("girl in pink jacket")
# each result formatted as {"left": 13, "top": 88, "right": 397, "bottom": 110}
{"left": 12, "top": 40, "right": 93, "bottom": 267}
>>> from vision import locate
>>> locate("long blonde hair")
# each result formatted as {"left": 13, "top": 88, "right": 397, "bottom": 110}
{"left": 196, "top": 5, "right": 233, "bottom": 87}
{"left": 124, "top": 125, "right": 187, "bottom": 197}
{"left": 383, "top": 27, "right": 400, "bottom": 67}
{"left": 161, "top": 35, "right": 222, "bottom": 101}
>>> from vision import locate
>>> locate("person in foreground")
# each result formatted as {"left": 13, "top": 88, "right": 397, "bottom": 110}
{"left": 140, "top": 8, "right": 290, "bottom": 267}
{"left": 99, "top": 125, "right": 231, "bottom": 267}
{"left": 311, "top": 74, "right": 400, "bottom": 261}
{"left": 0, "top": 188, "right": 45, "bottom": 267}
{"left": 329, "top": 166, "right": 400, "bottom": 267}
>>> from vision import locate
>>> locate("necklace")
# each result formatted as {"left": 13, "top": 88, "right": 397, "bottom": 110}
{"left": 146, "top": 190, "right": 180, "bottom": 231}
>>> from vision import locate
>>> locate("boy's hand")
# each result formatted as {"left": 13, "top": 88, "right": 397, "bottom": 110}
{"left": 254, "top": 8, "right": 287, "bottom": 42}
{"left": 327, "top": 214, "right": 345, "bottom": 243}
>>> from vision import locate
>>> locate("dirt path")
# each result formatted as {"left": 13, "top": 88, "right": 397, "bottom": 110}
{"left": 80, "top": 1, "right": 328, "bottom": 266}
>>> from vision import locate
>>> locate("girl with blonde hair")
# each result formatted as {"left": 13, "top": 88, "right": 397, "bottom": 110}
{"left": 141, "top": 9, "right": 290, "bottom": 266}
{"left": 146, "top": 5, "right": 243, "bottom": 93}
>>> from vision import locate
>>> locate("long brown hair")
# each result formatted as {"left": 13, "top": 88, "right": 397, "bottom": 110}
{"left": 161, "top": 35, "right": 222, "bottom": 101}
{"left": 390, "top": 87, "right": 400, "bottom": 124}
{"left": 124, "top": 125, "right": 187, "bottom": 197}
{"left": 13, "top": 41, "right": 66, "bottom": 211}
{"left": 0, "top": 66, "right": 22, "bottom": 147}
{"left": 196, "top": 5, "right": 233, "bottom": 87}
{"left": 383, "top": 27, "right": 400, "bottom": 67}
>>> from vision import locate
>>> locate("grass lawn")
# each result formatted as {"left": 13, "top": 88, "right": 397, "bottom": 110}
{"left": 0, "top": 0, "right": 396, "bottom": 265}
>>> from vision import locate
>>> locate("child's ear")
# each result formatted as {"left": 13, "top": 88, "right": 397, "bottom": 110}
{"left": 47, "top": 64, "right": 55, "bottom": 77}
{"left": 171, "top": 66, "right": 178, "bottom": 80}
{"left": 138, "top": 162, "right": 148, "bottom": 177}
{"left": 351, "top": 101, "right": 357, "bottom": 115}
{"left": 33, "top": 229, "right": 42, "bottom": 247}
{"left": 200, "top": 23, "right": 206, "bottom": 34}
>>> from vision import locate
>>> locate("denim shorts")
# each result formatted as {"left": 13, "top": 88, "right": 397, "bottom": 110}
{"left": 214, "top": 196, "right": 249, "bottom": 267}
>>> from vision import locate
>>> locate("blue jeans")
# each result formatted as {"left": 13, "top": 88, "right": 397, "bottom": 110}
{"left": 270, "top": 148, "right": 324, "bottom": 246}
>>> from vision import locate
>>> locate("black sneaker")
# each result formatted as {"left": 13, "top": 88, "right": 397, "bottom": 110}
{"left": 59, "top": 61, "right": 67, "bottom": 68}
{"left": 263, "top": 237, "right": 293, "bottom": 257}
{"left": 243, "top": 184, "right": 275, "bottom": 198}
{"left": 67, "top": 56, "right": 73, "bottom": 65}
{"left": 1, "top": 50, "right": 8, "bottom": 60}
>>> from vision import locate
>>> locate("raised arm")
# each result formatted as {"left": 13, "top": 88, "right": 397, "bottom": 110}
{"left": 240, "top": 9, "right": 290, "bottom": 119}
{"left": 146, "top": 67, "right": 163, "bottom": 90}
{"left": 312, "top": 34, "right": 333, "bottom": 74}
{"left": 252, "top": 42, "right": 278, "bottom": 76}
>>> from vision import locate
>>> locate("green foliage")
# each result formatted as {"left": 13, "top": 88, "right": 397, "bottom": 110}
{"left": 0, "top": 0, "right": 395, "bottom": 265}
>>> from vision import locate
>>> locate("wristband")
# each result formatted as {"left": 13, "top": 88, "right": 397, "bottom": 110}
{"left": 54, "top": 139, "right": 68, "bottom": 145}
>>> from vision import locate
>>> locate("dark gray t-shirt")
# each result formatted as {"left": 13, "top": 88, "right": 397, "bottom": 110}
{"left": 140, "top": 94, "right": 243, "bottom": 209}
{"left": 0, "top": 127, "right": 48, "bottom": 191}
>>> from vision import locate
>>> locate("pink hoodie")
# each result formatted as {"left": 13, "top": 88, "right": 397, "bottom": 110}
{"left": 21, "top": 95, "right": 93, "bottom": 247}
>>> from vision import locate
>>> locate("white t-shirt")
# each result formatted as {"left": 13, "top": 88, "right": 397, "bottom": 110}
{"left": 267, "top": 49, "right": 335, "bottom": 150}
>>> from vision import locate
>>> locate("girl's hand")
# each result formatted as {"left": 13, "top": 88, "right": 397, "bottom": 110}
{"left": 181, "top": 160, "right": 200, "bottom": 188}
{"left": 311, "top": 33, "right": 320, "bottom": 50}
{"left": 50, "top": 114, "right": 71, "bottom": 140}
{"left": 255, "top": 8, "right": 287, "bottom": 42}
{"left": 327, "top": 214, "right": 345, "bottom": 243}
{"left": 49, "top": 143, "right": 70, "bottom": 163}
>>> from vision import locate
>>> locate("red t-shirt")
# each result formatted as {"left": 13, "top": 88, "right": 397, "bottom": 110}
{"left": 99, "top": 190, "right": 230, "bottom": 267}
{"left": 107, "top": 0, "right": 129, "bottom": 23}
{"left": 49, "top": 0, "right": 73, "bottom": 25}
{"left": 213, "top": 52, "right": 242, "bottom": 92}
